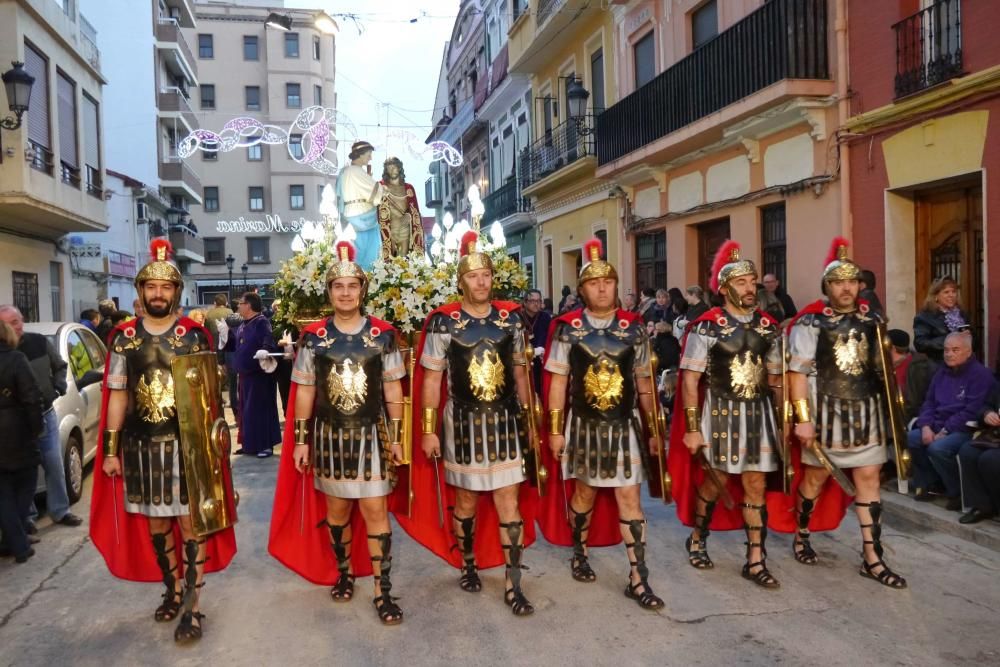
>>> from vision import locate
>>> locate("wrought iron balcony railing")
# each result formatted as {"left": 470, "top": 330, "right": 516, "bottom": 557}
{"left": 894, "top": 0, "right": 963, "bottom": 99}
{"left": 482, "top": 179, "right": 531, "bottom": 225}
{"left": 519, "top": 115, "right": 597, "bottom": 190}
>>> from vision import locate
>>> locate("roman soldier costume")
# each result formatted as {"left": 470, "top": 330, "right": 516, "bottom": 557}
{"left": 89, "top": 239, "right": 238, "bottom": 642}
{"left": 667, "top": 240, "right": 785, "bottom": 588}
{"left": 395, "top": 231, "right": 538, "bottom": 616}
{"left": 778, "top": 237, "right": 906, "bottom": 589}
{"left": 540, "top": 238, "right": 664, "bottom": 610}
{"left": 268, "top": 241, "right": 407, "bottom": 624}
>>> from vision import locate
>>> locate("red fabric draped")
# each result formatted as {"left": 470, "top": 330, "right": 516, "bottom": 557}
{"left": 89, "top": 317, "right": 237, "bottom": 581}
{"left": 392, "top": 300, "right": 538, "bottom": 570}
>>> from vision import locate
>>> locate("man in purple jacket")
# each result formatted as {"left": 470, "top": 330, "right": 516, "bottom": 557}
{"left": 227, "top": 292, "right": 282, "bottom": 458}
{"left": 907, "top": 332, "right": 996, "bottom": 509}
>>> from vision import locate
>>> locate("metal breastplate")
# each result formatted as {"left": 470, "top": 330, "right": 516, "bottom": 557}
{"left": 306, "top": 319, "right": 389, "bottom": 425}
{"left": 440, "top": 308, "right": 518, "bottom": 407}
{"left": 705, "top": 314, "right": 776, "bottom": 401}
{"left": 815, "top": 311, "right": 879, "bottom": 399}
{"left": 567, "top": 318, "right": 639, "bottom": 421}
{"left": 113, "top": 320, "right": 207, "bottom": 437}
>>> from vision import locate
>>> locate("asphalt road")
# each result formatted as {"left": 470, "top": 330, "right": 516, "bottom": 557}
{"left": 3, "top": 433, "right": 999, "bottom": 667}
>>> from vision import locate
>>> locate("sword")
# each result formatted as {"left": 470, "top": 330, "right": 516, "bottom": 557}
{"left": 300, "top": 470, "right": 307, "bottom": 535}
{"left": 110, "top": 474, "right": 120, "bottom": 545}
{"left": 803, "top": 438, "right": 857, "bottom": 496}
{"left": 698, "top": 448, "right": 736, "bottom": 510}
{"left": 431, "top": 453, "right": 445, "bottom": 528}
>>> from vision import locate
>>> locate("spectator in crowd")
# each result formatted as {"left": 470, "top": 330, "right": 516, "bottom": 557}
{"left": 907, "top": 332, "right": 994, "bottom": 509}
{"left": 887, "top": 329, "right": 934, "bottom": 423}
{"left": 858, "top": 270, "right": 885, "bottom": 320}
{"left": 0, "top": 319, "right": 44, "bottom": 563}
{"left": 636, "top": 287, "right": 656, "bottom": 322}
{"left": 79, "top": 309, "right": 100, "bottom": 331}
{"left": 559, "top": 293, "right": 579, "bottom": 314}
{"left": 914, "top": 276, "right": 971, "bottom": 364}
{"left": 557, "top": 285, "right": 572, "bottom": 312}
{"left": 269, "top": 302, "right": 296, "bottom": 417}
{"left": 652, "top": 317, "right": 681, "bottom": 371}
{"left": 761, "top": 273, "right": 797, "bottom": 321}
{"left": 757, "top": 284, "right": 785, "bottom": 324}
{"left": 96, "top": 299, "right": 117, "bottom": 343}
{"left": 0, "top": 305, "right": 82, "bottom": 530}
{"left": 188, "top": 309, "right": 206, "bottom": 325}
{"left": 110, "top": 311, "right": 132, "bottom": 327}
{"left": 684, "top": 285, "right": 710, "bottom": 322}
{"left": 622, "top": 291, "right": 637, "bottom": 312}
{"left": 957, "top": 386, "right": 1000, "bottom": 524}
{"left": 648, "top": 289, "right": 671, "bottom": 324}
{"left": 543, "top": 297, "right": 554, "bottom": 314}
{"left": 521, "top": 289, "right": 551, "bottom": 392}
{"left": 205, "top": 294, "right": 233, "bottom": 347}
{"left": 132, "top": 298, "right": 144, "bottom": 318}
{"left": 226, "top": 292, "right": 282, "bottom": 458}
{"left": 222, "top": 313, "right": 242, "bottom": 415}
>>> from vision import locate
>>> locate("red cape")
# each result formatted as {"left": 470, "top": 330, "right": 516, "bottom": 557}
{"left": 393, "top": 300, "right": 538, "bottom": 569}
{"left": 267, "top": 317, "right": 406, "bottom": 582}
{"left": 536, "top": 308, "right": 644, "bottom": 547}
{"left": 666, "top": 307, "right": 790, "bottom": 531}
{"left": 89, "top": 317, "right": 237, "bottom": 582}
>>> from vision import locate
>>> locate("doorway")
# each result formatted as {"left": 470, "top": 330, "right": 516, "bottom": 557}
{"left": 697, "top": 217, "right": 731, "bottom": 290}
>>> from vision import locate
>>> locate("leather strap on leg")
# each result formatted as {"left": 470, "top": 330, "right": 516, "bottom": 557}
{"left": 151, "top": 530, "right": 177, "bottom": 591}
{"left": 500, "top": 520, "right": 525, "bottom": 592}
{"left": 569, "top": 505, "right": 593, "bottom": 560}
{"left": 368, "top": 532, "right": 393, "bottom": 597}
{"left": 327, "top": 522, "right": 353, "bottom": 576}
{"left": 855, "top": 500, "right": 884, "bottom": 558}
{"left": 452, "top": 512, "right": 481, "bottom": 592}
{"left": 180, "top": 539, "right": 207, "bottom": 614}
{"left": 620, "top": 518, "right": 649, "bottom": 584}
{"left": 695, "top": 491, "right": 717, "bottom": 540}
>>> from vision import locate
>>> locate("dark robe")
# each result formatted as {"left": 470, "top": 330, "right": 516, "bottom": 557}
{"left": 229, "top": 313, "right": 282, "bottom": 455}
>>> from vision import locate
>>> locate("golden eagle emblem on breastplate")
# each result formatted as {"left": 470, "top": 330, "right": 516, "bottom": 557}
{"left": 136, "top": 369, "right": 176, "bottom": 423}
{"left": 468, "top": 350, "right": 505, "bottom": 401}
{"left": 834, "top": 328, "right": 869, "bottom": 376}
{"left": 584, "top": 359, "right": 624, "bottom": 411}
{"left": 326, "top": 358, "right": 368, "bottom": 412}
{"left": 730, "top": 351, "right": 765, "bottom": 400}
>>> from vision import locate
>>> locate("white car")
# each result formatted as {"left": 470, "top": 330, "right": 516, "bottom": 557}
{"left": 23, "top": 322, "right": 106, "bottom": 503}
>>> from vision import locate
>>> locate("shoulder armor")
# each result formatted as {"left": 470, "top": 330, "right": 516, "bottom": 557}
{"left": 427, "top": 311, "right": 452, "bottom": 333}
{"left": 695, "top": 320, "right": 718, "bottom": 337}
{"left": 796, "top": 313, "right": 819, "bottom": 327}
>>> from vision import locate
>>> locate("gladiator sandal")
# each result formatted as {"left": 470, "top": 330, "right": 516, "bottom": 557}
{"left": 327, "top": 522, "right": 355, "bottom": 602}
{"left": 452, "top": 513, "right": 481, "bottom": 593}
{"left": 621, "top": 519, "right": 663, "bottom": 610}
{"left": 369, "top": 532, "right": 403, "bottom": 626}
{"left": 793, "top": 491, "right": 820, "bottom": 565}
{"left": 685, "top": 492, "right": 717, "bottom": 570}
{"left": 856, "top": 501, "right": 907, "bottom": 589}
{"left": 741, "top": 503, "right": 780, "bottom": 589}
{"left": 151, "top": 531, "right": 183, "bottom": 622}
{"left": 569, "top": 505, "right": 596, "bottom": 583}
{"left": 500, "top": 520, "right": 534, "bottom": 616}
{"left": 174, "top": 538, "right": 207, "bottom": 644}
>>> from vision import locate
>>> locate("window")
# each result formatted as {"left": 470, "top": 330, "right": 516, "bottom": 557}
{"left": 692, "top": 0, "right": 718, "bottom": 49}
{"left": 170, "top": 194, "right": 185, "bottom": 210}
{"left": 285, "top": 32, "right": 299, "bottom": 58}
{"left": 198, "top": 33, "right": 214, "bottom": 58}
{"left": 245, "top": 85, "right": 260, "bottom": 111}
{"left": 57, "top": 71, "right": 79, "bottom": 186}
{"left": 49, "top": 262, "right": 62, "bottom": 321}
{"left": 24, "top": 42, "right": 51, "bottom": 153}
{"left": 289, "top": 184, "right": 305, "bottom": 210}
{"left": 200, "top": 84, "right": 215, "bottom": 109}
{"left": 318, "top": 184, "right": 326, "bottom": 206}
{"left": 12, "top": 271, "right": 39, "bottom": 323}
{"left": 204, "top": 186, "right": 219, "bottom": 212}
{"left": 314, "top": 84, "right": 322, "bottom": 106}
{"left": 203, "top": 149, "right": 217, "bottom": 161}
{"left": 243, "top": 35, "right": 258, "bottom": 60}
{"left": 247, "top": 237, "right": 269, "bottom": 263}
{"left": 289, "top": 134, "right": 304, "bottom": 159}
{"left": 286, "top": 83, "right": 301, "bottom": 108}
{"left": 66, "top": 330, "right": 96, "bottom": 380}
{"left": 312, "top": 36, "right": 320, "bottom": 60}
{"left": 204, "top": 238, "right": 226, "bottom": 264}
{"left": 633, "top": 31, "right": 656, "bottom": 88}
{"left": 82, "top": 92, "right": 100, "bottom": 195}
{"left": 247, "top": 144, "right": 262, "bottom": 161}
{"left": 635, "top": 233, "right": 667, "bottom": 292}
{"left": 590, "top": 48, "right": 605, "bottom": 112}
{"left": 248, "top": 186, "right": 265, "bottom": 211}
{"left": 761, "top": 203, "right": 787, "bottom": 287}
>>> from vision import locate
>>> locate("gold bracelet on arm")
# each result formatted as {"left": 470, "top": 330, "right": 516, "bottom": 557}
{"left": 102, "top": 430, "right": 121, "bottom": 457}
{"left": 683, "top": 407, "right": 701, "bottom": 433}
{"left": 421, "top": 408, "right": 438, "bottom": 435}
{"left": 548, "top": 409, "right": 565, "bottom": 435}
{"left": 293, "top": 419, "right": 310, "bottom": 446}
{"left": 792, "top": 399, "right": 812, "bottom": 424}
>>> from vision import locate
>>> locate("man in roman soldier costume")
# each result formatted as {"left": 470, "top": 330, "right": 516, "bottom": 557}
{"left": 781, "top": 238, "right": 906, "bottom": 589}
{"left": 667, "top": 241, "right": 784, "bottom": 589}
{"left": 377, "top": 156, "right": 425, "bottom": 259}
{"left": 541, "top": 238, "right": 664, "bottom": 610}
{"left": 268, "top": 241, "right": 407, "bottom": 625}
{"left": 90, "top": 239, "right": 237, "bottom": 643}
{"left": 396, "top": 231, "right": 538, "bottom": 616}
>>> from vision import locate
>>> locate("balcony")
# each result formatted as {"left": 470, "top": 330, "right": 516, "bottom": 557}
{"left": 161, "top": 0, "right": 196, "bottom": 28}
{"left": 519, "top": 115, "right": 597, "bottom": 195}
{"left": 425, "top": 174, "right": 443, "bottom": 207}
{"left": 438, "top": 98, "right": 474, "bottom": 149}
{"left": 482, "top": 179, "right": 533, "bottom": 232}
{"left": 156, "top": 18, "right": 198, "bottom": 86}
{"left": 894, "top": 0, "right": 963, "bottom": 99}
{"left": 508, "top": 0, "right": 602, "bottom": 74}
{"left": 158, "top": 87, "right": 198, "bottom": 133}
{"left": 159, "top": 159, "right": 203, "bottom": 204}
{"left": 168, "top": 226, "right": 205, "bottom": 264}
{"left": 597, "top": 0, "right": 831, "bottom": 169}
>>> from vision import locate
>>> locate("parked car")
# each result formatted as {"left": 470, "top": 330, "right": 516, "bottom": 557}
{"left": 23, "top": 322, "right": 106, "bottom": 503}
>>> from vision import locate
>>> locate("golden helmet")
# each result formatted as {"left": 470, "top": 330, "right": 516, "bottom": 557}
{"left": 577, "top": 237, "right": 618, "bottom": 287}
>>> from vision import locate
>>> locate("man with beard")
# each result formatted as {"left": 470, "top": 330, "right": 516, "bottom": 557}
{"left": 668, "top": 241, "right": 784, "bottom": 589}
{"left": 397, "top": 231, "right": 538, "bottom": 616}
{"left": 90, "top": 239, "right": 237, "bottom": 643}
{"left": 783, "top": 238, "right": 906, "bottom": 589}
{"left": 269, "top": 241, "right": 407, "bottom": 625}
{"left": 541, "top": 238, "right": 664, "bottom": 610}
{"left": 377, "top": 156, "right": 425, "bottom": 259}
{"left": 521, "top": 289, "right": 551, "bottom": 393}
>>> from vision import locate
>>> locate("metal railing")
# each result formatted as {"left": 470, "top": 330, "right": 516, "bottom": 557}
{"left": 894, "top": 0, "right": 963, "bottom": 98}
{"left": 85, "top": 165, "right": 102, "bottom": 198}
{"left": 537, "top": 0, "right": 564, "bottom": 26}
{"left": 27, "top": 141, "right": 54, "bottom": 175}
{"left": 519, "top": 115, "right": 597, "bottom": 190}
{"left": 482, "top": 179, "right": 531, "bottom": 225}
{"left": 596, "top": 0, "right": 829, "bottom": 166}
{"left": 61, "top": 161, "right": 81, "bottom": 189}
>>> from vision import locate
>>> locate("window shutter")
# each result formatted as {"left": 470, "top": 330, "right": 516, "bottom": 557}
{"left": 57, "top": 72, "right": 78, "bottom": 167}
{"left": 24, "top": 44, "right": 50, "bottom": 148}
{"left": 82, "top": 93, "right": 99, "bottom": 171}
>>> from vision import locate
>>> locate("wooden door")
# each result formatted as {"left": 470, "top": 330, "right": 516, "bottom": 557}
{"left": 698, "top": 218, "right": 732, "bottom": 291}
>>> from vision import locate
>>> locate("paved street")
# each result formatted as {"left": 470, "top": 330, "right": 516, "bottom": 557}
{"left": 3, "top": 430, "right": 1000, "bottom": 667}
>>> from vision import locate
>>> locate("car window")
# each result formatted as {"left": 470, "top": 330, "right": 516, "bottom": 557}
{"left": 66, "top": 330, "right": 96, "bottom": 382}
{"left": 78, "top": 327, "right": 107, "bottom": 367}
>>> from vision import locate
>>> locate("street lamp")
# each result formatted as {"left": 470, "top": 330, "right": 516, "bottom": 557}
{"left": 264, "top": 12, "right": 293, "bottom": 31}
{"left": 241, "top": 263, "right": 249, "bottom": 291}
{"left": 1, "top": 61, "right": 35, "bottom": 131}
{"left": 225, "top": 253, "right": 235, "bottom": 301}
{"left": 314, "top": 12, "right": 338, "bottom": 35}
{"left": 565, "top": 76, "right": 594, "bottom": 136}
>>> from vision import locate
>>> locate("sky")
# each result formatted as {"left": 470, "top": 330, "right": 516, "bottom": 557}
{"left": 287, "top": 0, "right": 461, "bottom": 212}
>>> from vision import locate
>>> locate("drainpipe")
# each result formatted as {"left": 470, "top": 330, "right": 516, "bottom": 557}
{"left": 836, "top": 0, "right": 851, "bottom": 240}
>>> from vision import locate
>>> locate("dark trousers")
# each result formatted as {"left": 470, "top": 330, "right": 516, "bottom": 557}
{"left": 0, "top": 466, "right": 39, "bottom": 557}
{"left": 958, "top": 442, "right": 1000, "bottom": 514}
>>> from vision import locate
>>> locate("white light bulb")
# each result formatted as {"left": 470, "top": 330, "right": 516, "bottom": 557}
{"left": 443, "top": 212, "right": 454, "bottom": 230}
{"left": 431, "top": 223, "right": 442, "bottom": 240}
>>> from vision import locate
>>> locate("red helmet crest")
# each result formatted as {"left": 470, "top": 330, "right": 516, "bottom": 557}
{"left": 459, "top": 230, "right": 480, "bottom": 258}
{"left": 335, "top": 240, "right": 357, "bottom": 263}
{"left": 148, "top": 238, "right": 174, "bottom": 263}
{"left": 709, "top": 240, "right": 741, "bottom": 292}
{"left": 825, "top": 236, "right": 850, "bottom": 266}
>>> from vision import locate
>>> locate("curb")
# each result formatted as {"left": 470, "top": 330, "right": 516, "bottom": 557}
{"left": 881, "top": 489, "right": 1000, "bottom": 552}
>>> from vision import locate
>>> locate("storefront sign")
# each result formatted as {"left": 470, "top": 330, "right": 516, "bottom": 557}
{"left": 215, "top": 214, "right": 325, "bottom": 234}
